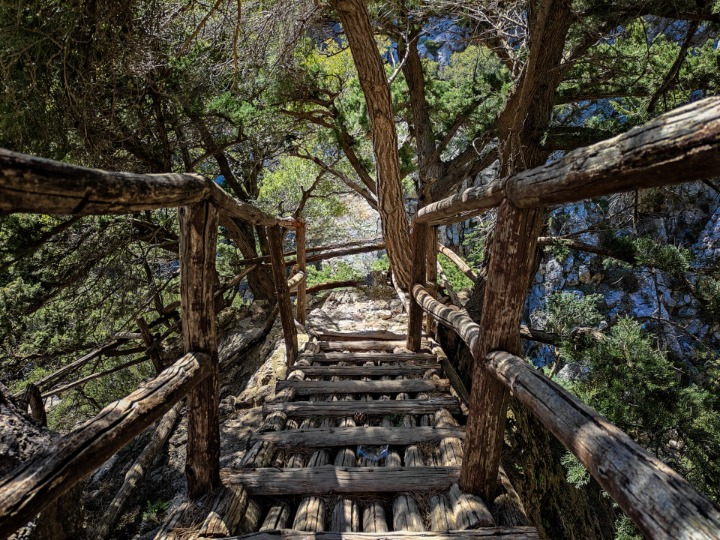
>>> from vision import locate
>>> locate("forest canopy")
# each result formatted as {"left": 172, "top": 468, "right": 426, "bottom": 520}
{"left": 1, "top": 1, "right": 720, "bottom": 539}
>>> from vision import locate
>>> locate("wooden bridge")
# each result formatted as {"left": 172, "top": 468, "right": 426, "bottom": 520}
{"left": 1, "top": 98, "right": 720, "bottom": 539}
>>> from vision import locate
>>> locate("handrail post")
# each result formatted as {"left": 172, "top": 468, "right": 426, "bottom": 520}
{"left": 180, "top": 201, "right": 220, "bottom": 499}
{"left": 424, "top": 226, "right": 438, "bottom": 339}
{"left": 406, "top": 220, "right": 427, "bottom": 351}
{"left": 268, "top": 225, "right": 298, "bottom": 365}
{"left": 295, "top": 219, "right": 307, "bottom": 326}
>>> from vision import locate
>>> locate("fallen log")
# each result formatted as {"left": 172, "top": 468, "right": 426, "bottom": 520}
{"left": 93, "top": 402, "right": 182, "bottom": 538}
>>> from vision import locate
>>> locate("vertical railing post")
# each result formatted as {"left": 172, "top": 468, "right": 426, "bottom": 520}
{"left": 295, "top": 219, "right": 307, "bottom": 326}
{"left": 460, "top": 201, "right": 545, "bottom": 502}
{"left": 406, "top": 220, "right": 427, "bottom": 351}
{"left": 268, "top": 225, "right": 299, "bottom": 365}
{"left": 179, "top": 201, "right": 220, "bottom": 499}
{"left": 424, "top": 226, "right": 438, "bottom": 338}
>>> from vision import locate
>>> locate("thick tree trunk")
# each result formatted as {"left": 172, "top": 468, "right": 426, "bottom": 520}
{"left": 460, "top": 0, "right": 574, "bottom": 502}
{"left": 330, "top": 0, "right": 412, "bottom": 288}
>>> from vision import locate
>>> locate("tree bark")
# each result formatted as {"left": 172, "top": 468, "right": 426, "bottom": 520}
{"left": 330, "top": 0, "right": 412, "bottom": 288}
{"left": 460, "top": 0, "right": 574, "bottom": 502}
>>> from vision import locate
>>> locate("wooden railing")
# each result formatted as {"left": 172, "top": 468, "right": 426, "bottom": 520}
{"left": 407, "top": 97, "right": 720, "bottom": 539}
{"left": 0, "top": 149, "right": 302, "bottom": 536}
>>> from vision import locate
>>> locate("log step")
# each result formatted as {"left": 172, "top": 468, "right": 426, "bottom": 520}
{"left": 249, "top": 426, "right": 466, "bottom": 448}
{"left": 300, "top": 352, "right": 436, "bottom": 363}
{"left": 319, "top": 340, "right": 430, "bottom": 352}
{"left": 232, "top": 528, "right": 541, "bottom": 539}
{"left": 221, "top": 466, "right": 460, "bottom": 495}
{"left": 276, "top": 379, "right": 451, "bottom": 395}
{"left": 288, "top": 364, "right": 440, "bottom": 377}
{"left": 263, "top": 397, "right": 461, "bottom": 418}
{"left": 310, "top": 329, "right": 410, "bottom": 341}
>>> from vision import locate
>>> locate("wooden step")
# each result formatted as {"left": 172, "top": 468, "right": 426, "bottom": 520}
{"left": 249, "top": 426, "right": 466, "bottom": 448}
{"left": 288, "top": 363, "right": 439, "bottom": 377}
{"left": 310, "top": 329, "right": 409, "bottom": 341}
{"left": 221, "top": 465, "right": 459, "bottom": 495}
{"left": 319, "top": 340, "right": 429, "bottom": 352}
{"left": 263, "top": 397, "right": 461, "bottom": 418}
{"left": 233, "top": 528, "right": 541, "bottom": 539}
{"left": 276, "top": 379, "right": 451, "bottom": 395}
{"left": 300, "top": 352, "right": 436, "bottom": 364}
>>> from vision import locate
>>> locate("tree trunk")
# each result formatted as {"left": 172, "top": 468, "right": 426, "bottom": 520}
{"left": 330, "top": 0, "right": 412, "bottom": 289}
{"left": 460, "top": 0, "right": 574, "bottom": 502}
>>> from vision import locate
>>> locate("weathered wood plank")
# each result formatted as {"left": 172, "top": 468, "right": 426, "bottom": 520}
{"left": 319, "top": 340, "right": 426, "bottom": 352}
{"left": 286, "top": 271, "right": 306, "bottom": 292}
{"left": 230, "top": 527, "right": 541, "bottom": 539}
{"left": 276, "top": 379, "right": 450, "bottom": 396}
{"left": 417, "top": 97, "right": 720, "bottom": 225}
{"left": 221, "top": 466, "right": 460, "bottom": 495}
{"left": 263, "top": 397, "right": 460, "bottom": 418}
{"left": 288, "top": 364, "right": 439, "bottom": 377}
{"left": 310, "top": 329, "right": 408, "bottom": 341}
{"left": 300, "top": 352, "right": 436, "bottom": 364}
{"left": 0, "top": 352, "right": 210, "bottom": 539}
{"left": 486, "top": 350, "right": 720, "bottom": 540}
{"left": 180, "top": 202, "right": 221, "bottom": 499}
{"left": 249, "top": 426, "right": 465, "bottom": 448}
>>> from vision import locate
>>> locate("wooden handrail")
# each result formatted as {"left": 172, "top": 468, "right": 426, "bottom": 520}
{"left": 0, "top": 148, "right": 289, "bottom": 227}
{"left": 417, "top": 97, "right": 720, "bottom": 225}
{"left": 0, "top": 352, "right": 211, "bottom": 538}
{"left": 410, "top": 285, "right": 720, "bottom": 538}
{"left": 486, "top": 351, "right": 720, "bottom": 540}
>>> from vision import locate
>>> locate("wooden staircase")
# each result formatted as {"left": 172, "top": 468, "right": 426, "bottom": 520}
{"left": 191, "top": 331, "right": 540, "bottom": 539}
